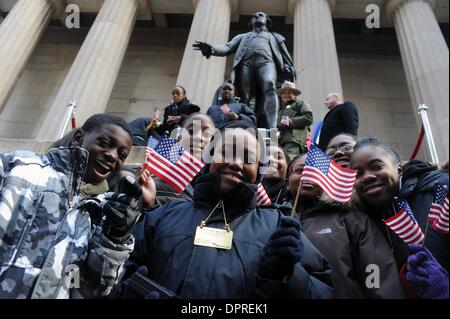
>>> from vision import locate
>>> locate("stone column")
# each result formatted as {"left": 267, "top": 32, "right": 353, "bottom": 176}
{"left": 292, "top": 0, "right": 343, "bottom": 122}
{"left": 176, "top": 0, "right": 231, "bottom": 111}
{"left": 0, "top": 0, "right": 64, "bottom": 113}
{"left": 38, "top": 0, "right": 139, "bottom": 140}
{"left": 385, "top": 0, "right": 449, "bottom": 161}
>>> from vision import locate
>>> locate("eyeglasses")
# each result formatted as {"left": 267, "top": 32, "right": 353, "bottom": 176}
{"left": 325, "top": 144, "right": 354, "bottom": 156}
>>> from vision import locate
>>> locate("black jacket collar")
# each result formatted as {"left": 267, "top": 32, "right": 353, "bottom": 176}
{"left": 264, "top": 180, "right": 289, "bottom": 204}
{"left": 193, "top": 173, "right": 258, "bottom": 221}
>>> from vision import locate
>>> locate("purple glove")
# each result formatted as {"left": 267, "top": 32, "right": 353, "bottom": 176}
{"left": 406, "top": 244, "right": 449, "bottom": 299}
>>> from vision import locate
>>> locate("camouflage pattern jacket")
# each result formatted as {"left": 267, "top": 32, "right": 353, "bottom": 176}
{"left": 0, "top": 148, "right": 134, "bottom": 299}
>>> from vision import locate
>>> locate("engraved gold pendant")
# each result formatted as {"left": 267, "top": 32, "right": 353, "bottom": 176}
{"left": 193, "top": 200, "right": 233, "bottom": 250}
{"left": 194, "top": 226, "right": 233, "bottom": 250}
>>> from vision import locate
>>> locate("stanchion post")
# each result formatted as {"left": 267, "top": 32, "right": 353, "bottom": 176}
{"left": 417, "top": 104, "right": 439, "bottom": 164}
{"left": 59, "top": 101, "right": 77, "bottom": 139}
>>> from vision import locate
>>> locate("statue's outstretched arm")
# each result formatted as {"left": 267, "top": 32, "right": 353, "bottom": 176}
{"left": 193, "top": 34, "right": 243, "bottom": 59}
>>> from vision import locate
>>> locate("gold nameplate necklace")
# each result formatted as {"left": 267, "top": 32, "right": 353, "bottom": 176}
{"left": 194, "top": 200, "right": 233, "bottom": 250}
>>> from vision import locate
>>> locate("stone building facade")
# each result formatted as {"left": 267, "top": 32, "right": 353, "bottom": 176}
{"left": 0, "top": 0, "right": 448, "bottom": 161}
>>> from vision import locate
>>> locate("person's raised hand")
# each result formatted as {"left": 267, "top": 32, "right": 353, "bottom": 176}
{"left": 227, "top": 112, "right": 239, "bottom": 121}
{"left": 139, "top": 169, "right": 156, "bottom": 209}
{"left": 167, "top": 116, "right": 182, "bottom": 125}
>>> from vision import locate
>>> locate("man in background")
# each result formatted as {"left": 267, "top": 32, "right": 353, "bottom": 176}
{"left": 318, "top": 93, "right": 359, "bottom": 151}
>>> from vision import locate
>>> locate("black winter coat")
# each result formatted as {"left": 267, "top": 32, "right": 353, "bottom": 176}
{"left": 263, "top": 180, "right": 290, "bottom": 205}
{"left": 154, "top": 177, "right": 194, "bottom": 206}
{"left": 398, "top": 169, "right": 449, "bottom": 271}
{"left": 207, "top": 99, "right": 257, "bottom": 128}
{"left": 125, "top": 174, "right": 334, "bottom": 299}
{"left": 156, "top": 99, "right": 200, "bottom": 135}
{"left": 128, "top": 117, "right": 151, "bottom": 146}
{"left": 354, "top": 165, "right": 449, "bottom": 272}
{"left": 318, "top": 102, "right": 359, "bottom": 150}
{"left": 299, "top": 198, "right": 405, "bottom": 299}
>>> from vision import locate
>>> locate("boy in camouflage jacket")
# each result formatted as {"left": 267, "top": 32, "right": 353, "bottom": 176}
{"left": 0, "top": 114, "right": 142, "bottom": 299}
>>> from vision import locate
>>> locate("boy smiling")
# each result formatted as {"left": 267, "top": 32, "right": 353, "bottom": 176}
{"left": 0, "top": 114, "right": 142, "bottom": 298}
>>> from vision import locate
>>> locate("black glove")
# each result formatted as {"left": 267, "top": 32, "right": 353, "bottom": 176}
{"left": 193, "top": 41, "right": 213, "bottom": 59}
{"left": 277, "top": 124, "right": 289, "bottom": 134}
{"left": 257, "top": 215, "right": 303, "bottom": 281}
{"left": 102, "top": 176, "right": 142, "bottom": 242}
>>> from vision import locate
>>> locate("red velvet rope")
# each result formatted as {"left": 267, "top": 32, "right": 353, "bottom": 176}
{"left": 410, "top": 125, "right": 425, "bottom": 160}
{"left": 71, "top": 116, "right": 77, "bottom": 129}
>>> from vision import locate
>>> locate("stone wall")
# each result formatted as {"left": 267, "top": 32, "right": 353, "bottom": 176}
{"left": 0, "top": 26, "right": 425, "bottom": 160}
{"left": 105, "top": 28, "right": 189, "bottom": 121}
{"left": 340, "top": 54, "right": 425, "bottom": 159}
{"left": 0, "top": 27, "right": 190, "bottom": 139}
{"left": 0, "top": 29, "right": 80, "bottom": 139}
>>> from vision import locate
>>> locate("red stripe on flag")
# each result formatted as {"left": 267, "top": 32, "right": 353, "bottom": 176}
{"left": 302, "top": 167, "right": 355, "bottom": 193}
{"left": 145, "top": 148, "right": 203, "bottom": 192}
{"left": 150, "top": 149, "right": 199, "bottom": 181}
{"left": 384, "top": 210, "right": 425, "bottom": 244}
{"left": 256, "top": 183, "right": 272, "bottom": 206}
{"left": 148, "top": 157, "right": 187, "bottom": 191}
{"left": 301, "top": 166, "right": 354, "bottom": 202}
{"left": 431, "top": 196, "right": 449, "bottom": 235}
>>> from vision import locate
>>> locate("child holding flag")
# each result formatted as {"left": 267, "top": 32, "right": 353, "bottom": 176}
{"left": 286, "top": 134, "right": 405, "bottom": 298}
{"left": 152, "top": 113, "right": 215, "bottom": 206}
{"left": 350, "top": 137, "right": 449, "bottom": 298}
{"left": 122, "top": 121, "right": 333, "bottom": 299}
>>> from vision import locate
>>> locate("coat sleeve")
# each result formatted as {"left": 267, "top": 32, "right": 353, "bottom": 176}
{"left": 157, "top": 105, "right": 172, "bottom": 134}
{"left": 238, "top": 104, "right": 257, "bottom": 126}
{"left": 76, "top": 226, "right": 135, "bottom": 298}
{"left": 340, "top": 103, "right": 359, "bottom": 136}
{"left": 347, "top": 212, "right": 406, "bottom": 299}
{"left": 211, "top": 34, "right": 244, "bottom": 56}
{"left": 290, "top": 101, "right": 314, "bottom": 130}
{"left": 0, "top": 152, "right": 12, "bottom": 187}
{"left": 273, "top": 33, "right": 296, "bottom": 82}
{"left": 180, "top": 103, "right": 201, "bottom": 123}
{"left": 254, "top": 232, "right": 334, "bottom": 299}
{"left": 121, "top": 204, "right": 170, "bottom": 282}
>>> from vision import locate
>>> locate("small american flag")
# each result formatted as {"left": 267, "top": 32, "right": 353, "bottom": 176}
{"left": 428, "top": 184, "right": 448, "bottom": 221}
{"left": 301, "top": 145, "right": 357, "bottom": 202}
{"left": 384, "top": 198, "right": 425, "bottom": 244}
{"left": 144, "top": 136, "right": 204, "bottom": 192}
{"left": 429, "top": 184, "right": 449, "bottom": 235}
{"left": 256, "top": 183, "right": 272, "bottom": 206}
{"left": 280, "top": 116, "right": 290, "bottom": 126}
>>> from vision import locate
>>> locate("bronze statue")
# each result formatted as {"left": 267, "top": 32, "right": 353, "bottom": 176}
{"left": 194, "top": 12, "right": 296, "bottom": 129}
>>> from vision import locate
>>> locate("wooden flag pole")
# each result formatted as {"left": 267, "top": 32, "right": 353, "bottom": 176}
{"left": 291, "top": 182, "right": 301, "bottom": 217}
{"left": 422, "top": 219, "right": 431, "bottom": 247}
